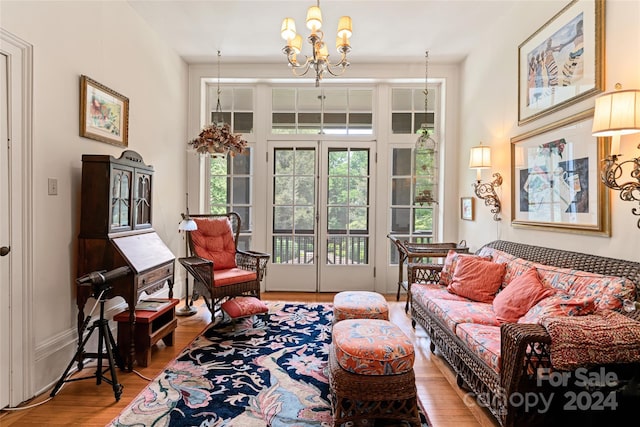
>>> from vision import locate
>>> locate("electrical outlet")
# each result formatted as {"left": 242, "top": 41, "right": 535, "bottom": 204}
{"left": 48, "top": 178, "right": 58, "bottom": 196}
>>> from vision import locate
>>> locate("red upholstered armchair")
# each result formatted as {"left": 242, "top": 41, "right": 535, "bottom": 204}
{"left": 180, "top": 212, "right": 269, "bottom": 317}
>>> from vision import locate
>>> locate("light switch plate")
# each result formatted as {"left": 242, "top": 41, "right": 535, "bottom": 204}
{"left": 48, "top": 178, "right": 58, "bottom": 195}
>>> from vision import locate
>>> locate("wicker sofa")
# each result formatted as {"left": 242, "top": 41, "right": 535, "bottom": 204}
{"left": 410, "top": 240, "right": 640, "bottom": 427}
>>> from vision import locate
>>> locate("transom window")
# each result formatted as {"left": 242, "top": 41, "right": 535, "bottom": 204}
{"left": 207, "top": 85, "right": 254, "bottom": 134}
{"left": 272, "top": 88, "right": 373, "bottom": 135}
{"left": 391, "top": 88, "right": 436, "bottom": 134}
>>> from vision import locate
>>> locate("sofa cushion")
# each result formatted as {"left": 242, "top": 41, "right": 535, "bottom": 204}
{"left": 533, "top": 262, "right": 636, "bottom": 311}
{"left": 411, "top": 283, "right": 470, "bottom": 309}
{"left": 212, "top": 268, "right": 257, "bottom": 287}
{"left": 519, "top": 294, "right": 596, "bottom": 324}
{"left": 427, "top": 298, "right": 500, "bottom": 333}
{"left": 439, "top": 250, "right": 491, "bottom": 286}
{"left": 478, "top": 247, "right": 535, "bottom": 288}
{"left": 493, "top": 268, "right": 556, "bottom": 324}
{"left": 567, "top": 273, "right": 635, "bottom": 311}
{"left": 456, "top": 323, "right": 501, "bottom": 373}
{"left": 447, "top": 256, "right": 506, "bottom": 303}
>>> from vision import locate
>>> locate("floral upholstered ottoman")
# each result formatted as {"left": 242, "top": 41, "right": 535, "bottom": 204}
{"left": 328, "top": 319, "right": 420, "bottom": 427}
{"left": 332, "top": 291, "right": 389, "bottom": 323}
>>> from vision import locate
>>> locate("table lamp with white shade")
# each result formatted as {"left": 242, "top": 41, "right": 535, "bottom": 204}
{"left": 177, "top": 194, "right": 198, "bottom": 316}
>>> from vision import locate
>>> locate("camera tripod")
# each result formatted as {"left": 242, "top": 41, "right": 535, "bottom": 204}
{"left": 50, "top": 268, "right": 131, "bottom": 401}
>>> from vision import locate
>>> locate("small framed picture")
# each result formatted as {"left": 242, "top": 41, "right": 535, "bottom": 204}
{"left": 80, "top": 75, "right": 129, "bottom": 147}
{"left": 461, "top": 197, "right": 474, "bottom": 221}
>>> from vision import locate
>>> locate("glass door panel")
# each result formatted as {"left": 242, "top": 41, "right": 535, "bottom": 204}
{"left": 267, "top": 143, "right": 318, "bottom": 291}
{"left": 320, "top": 144, "right": 374, "bottom": 291}
{"left": 266, "top": 141, "right": 375, "bottom": 292}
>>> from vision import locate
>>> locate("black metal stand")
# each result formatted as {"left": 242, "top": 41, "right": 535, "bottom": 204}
{"left": 50, "top": 290, "right": 124, "bottom": 401}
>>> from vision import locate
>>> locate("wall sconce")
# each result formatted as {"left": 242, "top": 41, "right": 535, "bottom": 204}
{"left": 469, "top": 143, "right": 502, "bottom": 221}
{"left": 592, "top": 83, "right": 640, "bottom": 228}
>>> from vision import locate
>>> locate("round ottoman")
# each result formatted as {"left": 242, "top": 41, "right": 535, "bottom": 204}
{"left": 328, "top": 319, "right": 420, "bottom": 427}
{"left": 333, "top": 291, "right": 389, "bottom": 323}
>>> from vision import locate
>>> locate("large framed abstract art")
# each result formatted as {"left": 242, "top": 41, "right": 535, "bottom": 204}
{"left": 517, "top": 0, "right": 604, "bottom": 125}
{"left": 511, "top": 109, "right": 610, "bottom": 235}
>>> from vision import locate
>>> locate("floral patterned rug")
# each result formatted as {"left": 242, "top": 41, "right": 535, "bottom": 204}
{"left": 107, "top": 301, "right": 429, "bottom": 427}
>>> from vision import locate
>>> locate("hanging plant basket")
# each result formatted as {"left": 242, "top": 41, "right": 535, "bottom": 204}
{"left": 188, "top": 123, "right": 247, "bottom": 158}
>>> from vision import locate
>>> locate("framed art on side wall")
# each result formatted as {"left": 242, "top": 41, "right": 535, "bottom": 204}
{"left": 517, "top": 0, "right": 604, "bottom": 125}
{"left": 461, "top": 197, "right": 474, "bottom": 221}
{"left": 511, "top": 109, "right": 610, "bottom": 235}
{"left": 80, "top": 75, "right": 129, "bottom": 147}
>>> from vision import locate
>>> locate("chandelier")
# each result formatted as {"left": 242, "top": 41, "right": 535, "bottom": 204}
{"left": 280, "top": 0, "right": 352, "bottom": 87}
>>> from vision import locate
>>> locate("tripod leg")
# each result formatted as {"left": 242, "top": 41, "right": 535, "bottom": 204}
{"left": 96, "top": 319, "right": 105, "bottom": 385}
{"left": 100, "top": 321, "right": 123, "bottom": 401}
{"left": 106, "top": 322, "right": 125, "bottom": 370}
{"left": 50, "top": 321, "right": 98, "bottom": 398}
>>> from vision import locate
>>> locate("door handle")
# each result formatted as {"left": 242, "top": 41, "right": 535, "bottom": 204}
{"left": 0, "top": 246, "right": 10, "bottom": 256}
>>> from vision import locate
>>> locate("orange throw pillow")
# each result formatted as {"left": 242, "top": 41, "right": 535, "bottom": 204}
{"left": 439, "top": 250, "right": 491, "bottom": 286}
{"left": 493, "top": 268, "right": 555, "bottom": 324}
{"left": 447, "top": 256, "right": 505, "bottom": 303}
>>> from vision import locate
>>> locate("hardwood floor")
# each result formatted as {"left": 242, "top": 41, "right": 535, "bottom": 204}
{"left": 0, "top": 292, "right": 499, "bottom": 427}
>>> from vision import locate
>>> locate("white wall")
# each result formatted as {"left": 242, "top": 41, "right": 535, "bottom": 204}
{"left": 0, "top": 1, "right": 188, "bottom": 396}
{"left": 459, "top": 0, "right": 640, "bottom": 261}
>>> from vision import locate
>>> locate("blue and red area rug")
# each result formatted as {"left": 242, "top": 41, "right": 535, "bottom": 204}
{"left": 108, "top": 302, "right": 429, "bottom": 426}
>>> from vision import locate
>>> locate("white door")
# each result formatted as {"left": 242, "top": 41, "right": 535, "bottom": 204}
{"left": 0, "top": 51, "right": 10, "bottom": 410}
{"left": 1, "top": 28, "right": 32, "bottom": 408}
{"left": 266, "top": 140, "right": 375, "bottom": 292}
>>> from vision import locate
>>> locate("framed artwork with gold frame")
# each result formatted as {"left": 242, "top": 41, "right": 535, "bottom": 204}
{"left": 517, "top": 0, "right": 604, "bottom": 125}
{"left": 80, "top": 75, "right": 129, "bottom": 147}
{"left": 511, "top": 109, "right": 610, "bottom": 235}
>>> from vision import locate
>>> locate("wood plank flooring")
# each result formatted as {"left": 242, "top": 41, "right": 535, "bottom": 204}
{"left": 0, "top": 292, "right": 499, "bottom": 427}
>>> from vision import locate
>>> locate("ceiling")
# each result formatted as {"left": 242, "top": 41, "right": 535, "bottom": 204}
{"left": 128, "top": 0, "right": 519, "bottom": 65}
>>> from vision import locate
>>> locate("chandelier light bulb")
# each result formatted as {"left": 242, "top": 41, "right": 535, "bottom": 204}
{"left": 306, "top": 6, "right": 322, "bottom": 31}
{"left": 337, "top": 16, "right": 352, "bottom": 39}
{"left": 281, "top": 18, "right": 297, "bottom": 41}
{"left": 291, "top": 34, "right": 303, "bottom": 54}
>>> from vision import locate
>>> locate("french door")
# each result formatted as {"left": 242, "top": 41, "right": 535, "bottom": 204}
{"left": 266, "top": 140, "right": 375, "bottom": 292}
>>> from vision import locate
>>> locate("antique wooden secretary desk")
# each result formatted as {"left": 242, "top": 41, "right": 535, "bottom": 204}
{"left": 77, "top": 150, "right": 175, "bottom": 370}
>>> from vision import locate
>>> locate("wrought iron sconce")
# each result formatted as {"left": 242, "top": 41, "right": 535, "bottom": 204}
{"left": 469, "top": 143, "right": 502, "bottom": 221}
{"left": 592, "top": 84, "right": 640, "bottom": 228}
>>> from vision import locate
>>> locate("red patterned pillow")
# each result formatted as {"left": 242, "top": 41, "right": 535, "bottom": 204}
{"left": 447, "top": 256, "right": 506, "bottom": 303}
{"left": 439, "top": 250, "right": 491, "bottom": 286}
{"left": 493, "top": 268, "right": 555, "bottom": 323}
{"left": 519, "top": 294, "right": 596, "bottom": 324}
{"left": 221, "top": 296, "right": 268, "bottom": 319}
